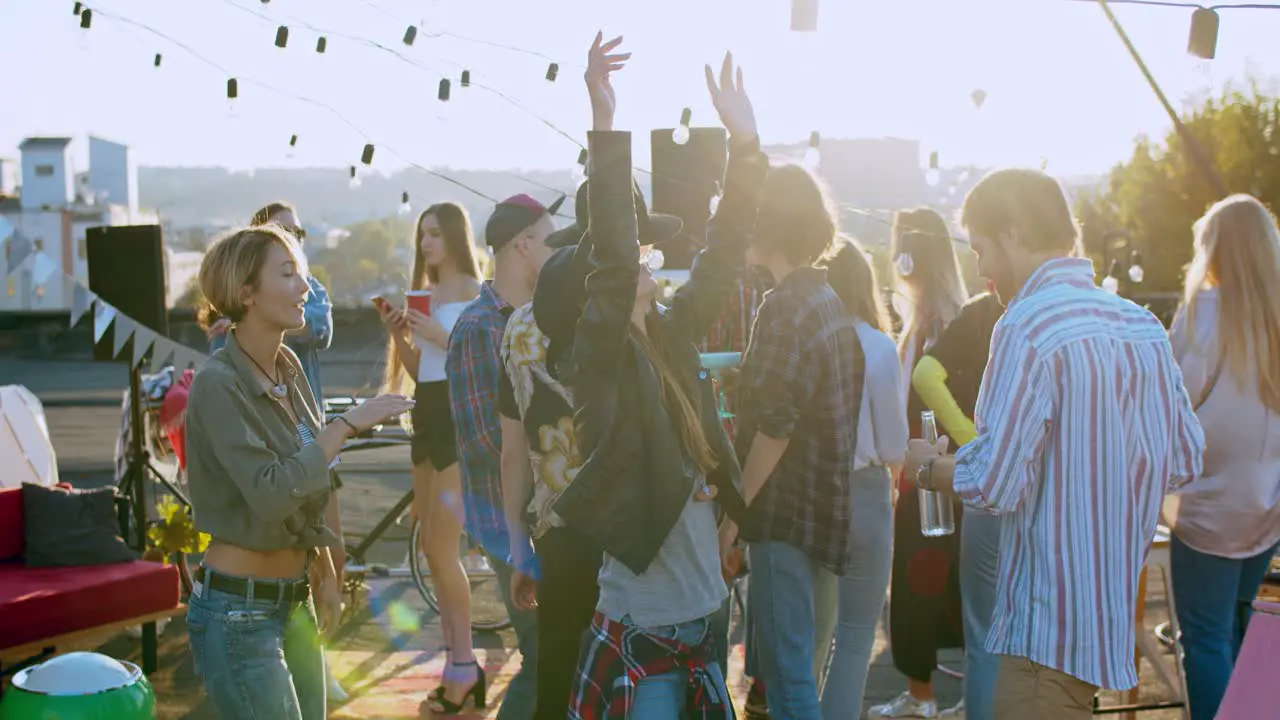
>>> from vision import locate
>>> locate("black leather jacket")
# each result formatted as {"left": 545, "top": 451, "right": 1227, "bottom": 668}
{"left": 550, "top": 130, "right": 767, "bottom": 575}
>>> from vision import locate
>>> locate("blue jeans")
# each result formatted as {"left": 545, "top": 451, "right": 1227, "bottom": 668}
{"left": 487, "top": 550, "right": 539, "bottom": 720}
{"left": 749, "top": 539, "right": 820, "bottom": 720}
{"left": 186, "top": 581, "right": 325, "bottom": 720}
{"left": 820, "top": 466, "right": 894, "bottom": 720}
{"left": 1170, "top": 536, "right": 1278, "bottom": 720}
{"left": 960, "top": 508, "right": 1002, "bottom": 720}
{"left": 626, "top": 614, "right": 732, "bottom": 719}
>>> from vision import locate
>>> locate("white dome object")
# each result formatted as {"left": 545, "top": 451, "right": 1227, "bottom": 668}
{"left": 15, "top": 652, "right": 141, "bottom": 695}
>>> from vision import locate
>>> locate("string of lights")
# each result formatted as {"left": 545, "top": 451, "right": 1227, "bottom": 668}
{"left": 79, "top": 4, "right": 575, "bottom": 217}
{"left": 213, "top": 0, "right": 587, "bottom": 148}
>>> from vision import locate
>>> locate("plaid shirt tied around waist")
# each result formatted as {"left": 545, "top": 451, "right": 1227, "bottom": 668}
{"left": 569, "top": 612, "right": 733, "bottom": 720}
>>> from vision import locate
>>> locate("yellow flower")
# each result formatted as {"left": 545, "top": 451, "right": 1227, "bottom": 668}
{"left": 537, "top": 416, "right": 581, "bottom": 493}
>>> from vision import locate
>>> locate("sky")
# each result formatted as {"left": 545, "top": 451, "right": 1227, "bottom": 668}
{"left": 4, "top": 0, "right": 1280, "bottom": 178}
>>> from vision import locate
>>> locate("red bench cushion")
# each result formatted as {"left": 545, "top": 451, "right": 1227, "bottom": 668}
{"left": 0, "top": 488, "right": 23, "bottom": 562}
{"left": 0, "top": 560, "right": 180, "bottom": 650}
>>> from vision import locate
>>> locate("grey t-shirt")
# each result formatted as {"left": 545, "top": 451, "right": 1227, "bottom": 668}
{"left": 596, "top": 464, "right": 728, "bottom": 628}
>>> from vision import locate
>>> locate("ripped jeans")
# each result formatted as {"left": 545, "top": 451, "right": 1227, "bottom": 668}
{"left": 186, "top": 579, "right": 326, "bottom": 720}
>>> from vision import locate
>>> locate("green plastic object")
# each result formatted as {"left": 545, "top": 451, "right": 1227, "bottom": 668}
{"left": 0, "top": 652, "right": 156, "bottom": 720}
{"left": 699, "top": 352, "right": 742, "bottom": 371}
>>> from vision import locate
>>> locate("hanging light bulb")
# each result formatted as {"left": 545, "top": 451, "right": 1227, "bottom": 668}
{"left": 275, "top": 26, "right": 289, "bottom": 49}
{"left": 361, "top": 143, "right": 375, "bottom": 166}
{"left": 316, "top": 36, "right": 327, "bottom": 53}
{"left": 1128, "top": 250, "right": 1144, "bottom": 284}
{"left": 73, "top": 1, "right": 82, "bottom": 15}
{"left": 77, "top": 8, "right": 92, "bottom": 50}
{"left": 438, "top": 79, "right": 451, "bottom": 102}
{"left": 672, "top": 108, "right": 692, "bottom": 145}
{"left": 803, "top": 131, "right": 821, "bottom": 170}
{"left": 546, "top": 63, "right": 559, "bottom": 82}
{"left": 287, "top": 134, "right": 298, "bottom": 159}
{"left": 1188, "top": 7, "right": 1219, "bottom": 60}
{"left": 348, "top": 166, "right": 362, "bottom": 189}
{"left": 154, "top": 53, "right": 163, "bottom": 68}
{"left": 398, "top": 191, "right": 413, "bottom": 217}
{"left": 571, "top": 148, "right": 588, "bottom": 185}
{"left": 1102, "top": 259, "right": 1121, "bottom": 294}
{"left": 460, "top": 70, "right": 471, "bottom": 88}
{"left": 925, "top": 150, "right": 940, "bottom": 187}
{"left": 226, "top": 78, "right": 239, "bottom": 119}
{"left": 403, "top": 25, "right": 418, "bottom": 46}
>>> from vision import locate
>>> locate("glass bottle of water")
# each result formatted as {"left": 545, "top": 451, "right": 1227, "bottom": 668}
{"left": 918, "top": 410, "right": 955, "bottom": 537}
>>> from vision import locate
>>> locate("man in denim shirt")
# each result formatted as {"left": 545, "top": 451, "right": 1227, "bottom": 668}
{"left": 208, "top": 202, "right": 333, "bottom": 408}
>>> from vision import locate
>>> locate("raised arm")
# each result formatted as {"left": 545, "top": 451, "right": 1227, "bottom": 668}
{"left": 665, "top": 53, "right": 767, "bottom": 342}
{"left": 570, "top": 34, "right": 641, "bottom": 381}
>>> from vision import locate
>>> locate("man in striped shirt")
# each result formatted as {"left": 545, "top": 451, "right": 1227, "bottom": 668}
{"left": 904, "top": 168, "right": 1205, "bottom": 720}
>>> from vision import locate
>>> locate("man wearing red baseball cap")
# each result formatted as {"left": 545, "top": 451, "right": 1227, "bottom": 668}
{"left": 440, "top": 191, "right": 562, "bottom": 717}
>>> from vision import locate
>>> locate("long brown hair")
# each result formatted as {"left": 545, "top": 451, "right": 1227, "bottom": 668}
{"left": 825, "top": 236, "right": 891, "bottom": 332}
{"left": 631, "top": 320, "right": 719, "bottom": 473}
{"left": 409, "top": 202, "right": 481, "bottom": 290}
{"left": 1180, "top": 194, "right": 1280, "bottom": 413}
{"left": 891, "top": 208, "right": 968, "bottom": 350}
{"left": 385, "top": 203, "right": 483, "bottom": 393}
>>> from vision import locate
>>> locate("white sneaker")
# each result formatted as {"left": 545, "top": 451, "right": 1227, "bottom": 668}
{"left": 869, "top": 691, "right": 940, "bottom": 718}
{"left": 940, "top": 699, "right": 965, "bottom": 718}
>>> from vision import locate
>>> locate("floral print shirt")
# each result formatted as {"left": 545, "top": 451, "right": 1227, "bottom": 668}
{"left": 498, "top": 303, "right": 583, "bottom": 539}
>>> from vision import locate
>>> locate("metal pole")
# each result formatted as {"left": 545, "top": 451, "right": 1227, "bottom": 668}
{"left": 1095, "top": 0, "right": 1228, "bottom": 198}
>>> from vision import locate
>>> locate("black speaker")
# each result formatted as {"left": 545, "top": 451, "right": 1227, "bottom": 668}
{"left": 86, "top": 224, "right": 169, "bottom": 363}
{"left": 650, "top": 127, "right": 728, "bottom": 270}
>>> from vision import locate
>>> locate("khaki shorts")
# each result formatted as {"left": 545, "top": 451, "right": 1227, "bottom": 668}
{"left": 993, "top": 656, "right": 1099, "bottom": 720}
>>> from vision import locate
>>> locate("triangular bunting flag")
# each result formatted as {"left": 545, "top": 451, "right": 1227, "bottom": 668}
{"left": 6, "top": 232, "right": 33, "bottom": 274}
{"left": 93, "top": 302, "right": 117, "bottom": 343}
{"left": 30, "top": 252, "right": 57, "bottom": 286}
{"left": 69, "top": 282, "right": 96, "bottom": 328}
{"left": 150, "top": 337, "right": 176, "bottom": 370}
{"left": 112, "top": 314, "right": 136, "bottom": 358}
{"left": 132, "top": 325, "right": 157, "bottom": 370}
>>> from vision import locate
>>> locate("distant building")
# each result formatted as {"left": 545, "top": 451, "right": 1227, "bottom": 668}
{"left": 1, "top": 136, "right": 162, "bottom": 313}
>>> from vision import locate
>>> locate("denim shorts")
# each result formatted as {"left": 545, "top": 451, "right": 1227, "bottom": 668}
{"left": 186, "top": 574, "right": 326, "bottom": 720}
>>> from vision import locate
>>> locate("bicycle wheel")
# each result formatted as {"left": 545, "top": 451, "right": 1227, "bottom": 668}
{"left": 408, "top": 517, "right": 511, "bottom": 631}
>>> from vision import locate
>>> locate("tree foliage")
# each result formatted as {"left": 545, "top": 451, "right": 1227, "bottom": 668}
{"left": 1078, "top": 81, "right": 1280, "bottom": 293}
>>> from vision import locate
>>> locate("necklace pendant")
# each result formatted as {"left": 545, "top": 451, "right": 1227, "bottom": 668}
{"left": 270, "top": 384, "right": 289, "bottom": 400}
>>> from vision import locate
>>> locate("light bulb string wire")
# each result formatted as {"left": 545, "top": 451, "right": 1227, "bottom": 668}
{"left": 88, "top": 5, "right": 574, "bottom": 216}
{"left": 86, "top": 6, "right": 1048, "bottom": 232}
{"left": 214, "top": 0, "right": 585, "bottom": 148}
{"left": 103, "top": 6, "right": 965, "bottom": 235}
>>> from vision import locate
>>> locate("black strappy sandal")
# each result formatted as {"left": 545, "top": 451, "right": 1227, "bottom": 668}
{"left": 419, "top": 660, "right": 486, "bottom": 717}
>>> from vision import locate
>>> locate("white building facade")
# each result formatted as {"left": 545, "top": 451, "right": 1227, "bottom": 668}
{"left": 1, "top": 136, "right": 160, "bottom": 313}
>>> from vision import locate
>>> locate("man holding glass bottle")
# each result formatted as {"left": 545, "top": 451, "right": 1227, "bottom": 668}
{"left": 904, "top": 168, "right": 1204, "bottom": 720}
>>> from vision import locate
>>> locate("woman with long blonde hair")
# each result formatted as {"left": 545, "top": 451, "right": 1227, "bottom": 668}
{"left": 872, "top": 208, "right": 970, "bottom": 720}
{"left": 1166, "top": 193, "right": 1280, "bottom": 720}
{"left": 376, "top": 202, "right": 483, "bottom": 714}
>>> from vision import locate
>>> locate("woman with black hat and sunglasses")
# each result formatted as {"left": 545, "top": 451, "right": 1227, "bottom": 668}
{"left": 542, "top": 34, "right": 763, "bottom": 717}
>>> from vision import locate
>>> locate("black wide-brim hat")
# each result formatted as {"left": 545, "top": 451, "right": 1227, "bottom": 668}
{"left": 534, "top": 179, "right": 681, "bottom": 373}
{"left": 545, "top": 179, "right": 683, "bottom": 249}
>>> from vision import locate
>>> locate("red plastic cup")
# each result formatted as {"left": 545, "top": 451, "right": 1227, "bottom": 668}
{"left": 406, "top": 289, "right": 432, "bottom": 316}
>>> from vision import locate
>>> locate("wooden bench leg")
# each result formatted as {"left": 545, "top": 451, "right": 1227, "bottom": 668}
{"left": 141, "top": 622, "right": 158, "bottom": 674}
